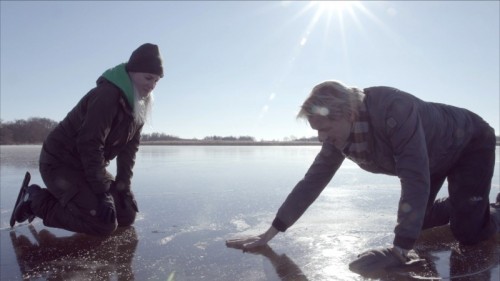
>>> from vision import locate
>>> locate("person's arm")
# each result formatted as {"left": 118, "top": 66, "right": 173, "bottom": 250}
{"left": 385, "top": 97, "right": 430, "bottom": 251}
{"left": 112, "top": 125, "right": 142, "bottom": 213}
{"left": 348, "top": 94, "right": 431, "bottom": 273}
{"left": 226, "top": 143, "right": 344, "bottom": 250}
{"left": 272, "top": 142, "right": 344, "bottom": 231}
{"left": 115, "top": 124, "right": 142, "bottom": 190}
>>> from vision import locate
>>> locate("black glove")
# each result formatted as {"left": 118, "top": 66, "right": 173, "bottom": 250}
{"left": 96, "top": 192, "right": 116, "bottom": 223}
{"left": 349, "top": 247, "right": 425, "bottom": 274}
{"left": 116, "top": 189, "right": 139, "bottom": 213}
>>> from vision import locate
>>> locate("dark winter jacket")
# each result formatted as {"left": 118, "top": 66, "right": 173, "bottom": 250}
{"left": 272, "top": 86, "right": 495, "bottom": 250}
{"left": 40, "top": 64, "right": 142, "bottom": 204}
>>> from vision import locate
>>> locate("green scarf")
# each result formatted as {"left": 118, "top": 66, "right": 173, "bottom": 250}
{"left": 101, "top": 63, "right": 135, "bottom": 109}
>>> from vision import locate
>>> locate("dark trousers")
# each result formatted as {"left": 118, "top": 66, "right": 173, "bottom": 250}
{"left": 422, "top": 124, "right": 497, "bottom": 245}
{"left": 31, "top": 159, "right": 137, "bottom": 236}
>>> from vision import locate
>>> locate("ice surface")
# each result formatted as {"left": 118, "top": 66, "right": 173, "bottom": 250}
{"left": 1, "top": 145, "right": 498, "bottom": 280}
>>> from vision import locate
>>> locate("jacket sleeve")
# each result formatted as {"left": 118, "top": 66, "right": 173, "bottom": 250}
{"left": 76, "top": 88, "right": 119, "bottom": 194}
{"left": 272, "top": 143, "right": 345, "bottom": 231}
{"left": 115, "top": 124, "right": 142, "bottom": 190}
{"left": 385, "top": 96, "right": 430, "bottom": 250}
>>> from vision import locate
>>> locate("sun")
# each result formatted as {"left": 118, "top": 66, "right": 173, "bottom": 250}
{"left": 301, "top": 1, "right": 363, "bottom": 29}
{"left": 296, "top": 1, "right": 364, "bottom": 46}
{"left": 311, "top": 1, "right": 356, "bottom": 15}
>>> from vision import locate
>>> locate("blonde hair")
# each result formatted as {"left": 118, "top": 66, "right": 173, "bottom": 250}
{"left": 133, "top": 88, "right": 154, "bottom": 125}
{"left": 297, "top": 81, "right": 364, "bottom": 121}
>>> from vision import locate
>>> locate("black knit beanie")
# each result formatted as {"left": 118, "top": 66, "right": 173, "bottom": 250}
{"left": 126, "top": 43, "right": 164, "bottom": 77}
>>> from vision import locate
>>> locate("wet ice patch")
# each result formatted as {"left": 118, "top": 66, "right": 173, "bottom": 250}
{"left": 194, "top": 241, "right": 208, "bottom": 250}
{"left": 230, "top": 218, "right": 250, "bottom": 231}
{"left": 159, "top": 235, "right": 175, "bottom": 245}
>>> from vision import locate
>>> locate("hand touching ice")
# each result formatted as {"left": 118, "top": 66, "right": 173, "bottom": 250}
{"left": 226, "top": 226, "right": 279, "bottom": 251}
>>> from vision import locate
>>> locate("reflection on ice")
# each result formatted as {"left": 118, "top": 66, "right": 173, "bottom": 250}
{"left": 240, "top": 245, "right": 309, "bottom": 281}
{"left": 7, "top": 225, "right": 138, "bottom": 280}
{"left": 414, "top": 226, "right": 499, "bottom": 280}
{"left": 1, "top": 146, "right": 499, "bottom": 280}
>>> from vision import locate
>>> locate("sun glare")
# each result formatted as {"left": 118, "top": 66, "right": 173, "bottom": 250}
{"left": 296, "top": 1, "right": 364, "bottom": 50}
{"left": 312, "top": 1, "right": 355, "bottom": 15}
{"left": 302, "top": 1, "right": 364, "bottom": 32}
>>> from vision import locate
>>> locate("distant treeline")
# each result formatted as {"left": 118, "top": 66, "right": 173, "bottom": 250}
{"left": 0, "top": 118, "right": 318, "bottom": 145}
{"left": 0, "top": 118, "right": 280, "bottom": 145}
{"left": 2, "top": 117, "right": 499, "bottom": 145}
{"left": 140, "top": 133, "right": 258, "bottom": 142}
{"left": 1, "top": 118, "right": 58, "bottom": 145}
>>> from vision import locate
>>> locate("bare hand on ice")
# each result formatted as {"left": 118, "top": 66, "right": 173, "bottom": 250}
{"left": 226, "top": 226, "right": 279, "bottom": 251}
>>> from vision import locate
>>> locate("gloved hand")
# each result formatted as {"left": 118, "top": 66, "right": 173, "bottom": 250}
{"left": 96, "top": 192, "right": 116, "bottom": 223}
{"left": 349, "top": 247, "right": 425, "bottom": 274}
{"left": 111, "top": 181, "right": 139, "bottom": 212}
{"left": 116, "top": 189, "right": 139, "bottom": 213}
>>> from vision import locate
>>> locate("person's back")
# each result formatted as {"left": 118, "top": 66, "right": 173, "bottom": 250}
{"left": 42, "top": 77, "right": 138, "bottom": 170}
{"left": 363, "top": 86, "right": 492, "bottom": 175}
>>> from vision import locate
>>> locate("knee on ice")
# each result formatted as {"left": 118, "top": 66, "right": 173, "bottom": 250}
{"left": 91, "top": 221, "right": 118, "bottom": 236}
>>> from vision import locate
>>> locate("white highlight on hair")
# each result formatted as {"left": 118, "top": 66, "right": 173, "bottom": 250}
{"left": 133, "top": 88, "right": 153, "bottom": 125}
{"left": 311, "top": 105, "right": 329, "bottom": 116}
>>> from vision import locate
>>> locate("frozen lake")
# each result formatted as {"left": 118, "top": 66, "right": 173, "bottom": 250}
{"left": 1, "top": 145, "right": 499, "bottom": 280}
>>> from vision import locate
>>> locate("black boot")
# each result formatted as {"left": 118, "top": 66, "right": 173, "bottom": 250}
{"left": 10, "top": 172, "right": 41, "bottom": 227}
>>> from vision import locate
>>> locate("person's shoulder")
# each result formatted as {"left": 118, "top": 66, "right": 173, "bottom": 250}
{"left": 364, "top": 86, "right": 402, "bottom": 96}
{"left": 87, "top": 77, "right": 123, "bottom": 101}
{"left": 364, "top": 87, "right": 422, "bottom": 125}
{"left": 95, "top": 76, "right": 134, "bottom": 114}
{"left": 365, "top": 86, "right": 419, "bottom": 104}
{"left": 364, "top": 86, "right": 393, "bottom": 92}
{"left": 96, "top": 77, "right": 123, "bottom": 95}
{"left": 78, "top": 78, "right": 123, "bottom": 110}
{"left": 364, "top": 86, "right": 397, "bottom": 105}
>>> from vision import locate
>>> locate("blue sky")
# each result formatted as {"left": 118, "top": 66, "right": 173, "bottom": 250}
{"left": 1, "top": 1, "right": 499, "bottom": 141}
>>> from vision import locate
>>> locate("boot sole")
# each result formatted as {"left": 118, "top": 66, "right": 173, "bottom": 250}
{"left": 9, "top": 172, "right": 31, "bottom": 228}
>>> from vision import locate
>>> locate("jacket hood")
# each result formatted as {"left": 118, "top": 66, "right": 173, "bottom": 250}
{"left": 100, "top": 63, "right": 134, "bottom": 109}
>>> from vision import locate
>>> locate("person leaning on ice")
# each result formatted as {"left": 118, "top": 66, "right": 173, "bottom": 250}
{"left": 11, "top": 43, "right": 164, "bottom": 236}
{"left": 227, "top": 80, "right": 500, "bottom": 273}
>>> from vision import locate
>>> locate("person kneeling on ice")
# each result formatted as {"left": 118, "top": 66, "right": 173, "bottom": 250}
{"left": 10, "top": 43, "right": 164, "bottom": 236}
{"left": 226, "top": 80, "right": 500, "bottom": 273}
